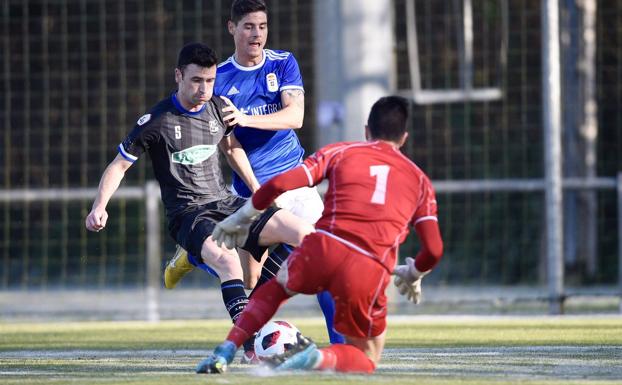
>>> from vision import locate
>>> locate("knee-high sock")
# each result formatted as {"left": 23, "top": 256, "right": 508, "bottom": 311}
{"left": 316, "top": 291, "right": 345, "bottom": 344}
{"left": 317, "top": 344, "right": 376, "bottom": 373}
{"left": 245, "top": 244, "right": 289, "bottom": 353}
{"left": 226, "top": 278, "right": 291, "bottom": 348}
{"left": 220, "top": 279, "right": 248, "bottom": 323}
{"left": 250, "top": 244, "right": 290, "bottom": 296}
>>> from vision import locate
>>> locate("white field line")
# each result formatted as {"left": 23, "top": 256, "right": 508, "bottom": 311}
{"left": 1, "top": 346, "right": 621, "bottom": 381}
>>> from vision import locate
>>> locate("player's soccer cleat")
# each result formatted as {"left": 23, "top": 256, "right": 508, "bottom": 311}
{"left": 266, "top": 334, "right": 319, "bottom": 371}
{"left": 240, "top": 349, "right": 260, "bottom": 364}
{"left": 195, "top": 354, "right": 228, "bottom": 374}
{"left": 164, "top": 245, "right": 194, "bottom": 289}
{"left": 195, "top": 341, "right": 237, "bottom": 374}
{"left": 274, "top": 345, "right": 320, "bottom": 371}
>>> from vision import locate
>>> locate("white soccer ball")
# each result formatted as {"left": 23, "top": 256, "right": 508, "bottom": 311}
{"left": 254, "top": 320, "right": 300, "bottom": 360}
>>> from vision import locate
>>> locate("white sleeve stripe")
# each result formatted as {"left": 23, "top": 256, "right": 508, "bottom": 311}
{"left": 414, "top": 216, "right": 438, "bottom": 225}
{"left": 265, "top": 50, "right": 290, "bottom": 59}
{"left": 117, "top": 143, "right": 138, "bottom": 162}
{"left": 280, "top": 85, "right": 304, "bottom": 92}
{"left": 217, "top": 58, "right": 232, "bottom": 68}
{"left": 301, "top": 164, "right": 314, "bottom": 186}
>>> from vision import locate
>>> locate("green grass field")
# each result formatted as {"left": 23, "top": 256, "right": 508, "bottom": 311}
{"left": 1, "top": 316, "right": 621, "bottom": 384}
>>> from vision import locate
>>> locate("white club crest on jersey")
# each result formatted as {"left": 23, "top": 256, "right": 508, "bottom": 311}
{"left": 208, "top": 120, "right": 220, "bottom": 134}
{"left": 137, "top": 113, "right": 151, "bottom": 126}
{"left": 227, "top": 86, "right": 240, "bottom": 96}
{"left": 266, "top": 73, "right": 279, "bottom": 92}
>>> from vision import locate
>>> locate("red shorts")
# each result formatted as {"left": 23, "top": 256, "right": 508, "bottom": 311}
{"left": 279, "top": 231, "right": 390, "bottom": 338}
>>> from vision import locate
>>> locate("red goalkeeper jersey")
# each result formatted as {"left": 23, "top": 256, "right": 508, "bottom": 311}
{"left": 253, "top": 140, "right": 438, "bottom": 272}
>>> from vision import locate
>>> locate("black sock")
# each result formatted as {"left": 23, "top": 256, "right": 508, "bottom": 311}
{"left": 220, "top": 279, "right": 248, "bottom": 323}
{"left": 250, "top": 243, "right": 292, "bottom": 298}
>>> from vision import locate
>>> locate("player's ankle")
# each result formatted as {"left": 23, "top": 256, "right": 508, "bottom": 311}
{"left": 226, "top": 325, "right": 251, "bottom": 348}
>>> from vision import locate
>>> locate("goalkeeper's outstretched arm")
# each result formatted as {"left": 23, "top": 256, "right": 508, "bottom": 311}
{"left": 250, "top": 165, "right": 311, "bottom": 210}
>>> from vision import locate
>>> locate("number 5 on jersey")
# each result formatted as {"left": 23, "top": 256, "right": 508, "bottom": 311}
{"left": 370, "top": 165, "right": 390, "bottom": 204}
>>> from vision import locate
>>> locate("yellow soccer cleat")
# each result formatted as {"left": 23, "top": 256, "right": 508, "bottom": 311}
{"left": 164, "top": 245, "right": 194, "bottom": 289}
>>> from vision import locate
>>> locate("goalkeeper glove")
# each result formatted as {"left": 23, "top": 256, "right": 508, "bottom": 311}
{"left": 393, "top": 257, "right": 429, "bottom": 304}
{"left": 212, "top": 199, "right": 264, "bottom": 250}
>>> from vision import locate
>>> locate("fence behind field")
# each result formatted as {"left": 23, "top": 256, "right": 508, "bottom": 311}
{"left": 2, "top": 1, "right": 622, "bottom": 318}
{"left": 2, "top": 175, "right": 621, "bottom": 318}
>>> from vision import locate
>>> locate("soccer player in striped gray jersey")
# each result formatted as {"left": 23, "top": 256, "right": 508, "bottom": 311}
{"left": 164, "top": 0, "right": 344, "bottom": 357}
{"left": 85, "top": 42, "right": 313, "bottom": 334}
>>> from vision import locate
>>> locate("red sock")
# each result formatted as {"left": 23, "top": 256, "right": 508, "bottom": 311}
{"left": 317, "top": 344, "right": 376, "bottom": 373}
{"left": 225, "top": 278, "right": 291, "bottom": 347}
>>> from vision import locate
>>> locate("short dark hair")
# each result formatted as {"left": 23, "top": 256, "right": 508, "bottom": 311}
{"left": 367, "top": 96, "right": 411, "bottom": 142}
{"left": 177, "top": 43, "right": 218, "bottom": 72}
{"left": 230, "top": 0, "right": 267, "bottom": 24}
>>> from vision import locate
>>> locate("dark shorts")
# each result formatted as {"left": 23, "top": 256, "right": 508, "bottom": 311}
{"left": 171, "top": 195, "right": 279, "bottom": 261}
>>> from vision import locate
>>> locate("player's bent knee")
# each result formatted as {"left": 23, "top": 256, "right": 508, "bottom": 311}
{"left": 276, "top": 265, "right": 297, "bottom": 296}
{"left": 259, "top": 209, "right": 314, "bottom": 247}
{"left": 295, "top": 222, "right": 315, "bottom": 244}
{"left": 345, "top": 334, "right": 384, "bottom": 365}
{"left": 200, "top": 237, "right": 242, "bottom": 280}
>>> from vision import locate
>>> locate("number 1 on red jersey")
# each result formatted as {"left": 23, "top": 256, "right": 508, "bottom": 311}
{"left": 370, "top": 165, "right": 390, "bottom": 204}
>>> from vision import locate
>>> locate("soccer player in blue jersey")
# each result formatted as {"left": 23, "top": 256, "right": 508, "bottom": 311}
{"left": 163, "top": 0, "right": 344, "bottom": 360}
{"left": 219, "top": 0, "right": 344, "bottom": 350}
{"left": 215, "top": 0, "right": 324, "bottom": 290}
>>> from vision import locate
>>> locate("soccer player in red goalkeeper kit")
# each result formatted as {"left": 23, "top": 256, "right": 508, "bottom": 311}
{"left": 196, "top": 95, "right": 444, "bottom": 374}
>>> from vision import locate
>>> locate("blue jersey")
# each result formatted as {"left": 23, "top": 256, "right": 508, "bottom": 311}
{"left": 215, "top": 49, "right": 305, "bottom": 197}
